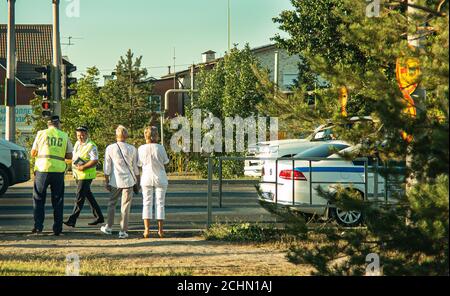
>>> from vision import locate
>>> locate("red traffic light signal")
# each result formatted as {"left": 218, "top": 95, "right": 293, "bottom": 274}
{"left": 41, "top": 100, "right": 52, "bottom": 117}
{"left": 42, "top": 101, "right": 51, "bottom": 109}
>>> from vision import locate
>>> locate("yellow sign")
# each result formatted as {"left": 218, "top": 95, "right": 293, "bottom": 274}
{"left": 396, "top": 57, "right": 421, "bottom": 143}
{"left": 338, "top": 86, "right": 348, "bottom": 117}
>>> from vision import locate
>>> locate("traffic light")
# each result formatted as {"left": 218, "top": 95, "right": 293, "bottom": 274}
{"left": 31, "top": 65, "right": 52, "bottom": 99}
{"left": 61, "top": 62, "right": 77, "bottom": 99}
{"left": 41, "top": 100, "right": 52, "bottom": 117}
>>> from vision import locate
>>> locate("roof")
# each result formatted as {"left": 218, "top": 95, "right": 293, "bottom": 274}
{"left": 0, "top": 24, "right": 53, "bottom": 84}
{"left": 160, "top": 44, "right": 280, "bottom": 79}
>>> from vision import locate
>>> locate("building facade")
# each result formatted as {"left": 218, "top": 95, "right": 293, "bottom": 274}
{"left": 153, "top": 44, "right": 301, "bottom": 118}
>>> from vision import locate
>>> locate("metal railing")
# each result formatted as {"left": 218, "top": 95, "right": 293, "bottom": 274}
{"left": 206, "top": 156, "right": 377, "bottom": 228}
{"left": 205, "top": 155, "right": 404, "bottom": 228}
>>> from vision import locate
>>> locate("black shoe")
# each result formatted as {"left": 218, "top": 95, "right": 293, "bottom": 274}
{"left": 64, "top": 221, "right": 76, "bottom": 228}
{"left": 53, "top": 232, "right": 63, "bottom": 236}
{"left": 88, "top": 219, "right": 104, "bottom": 226}
{"left": 31, "top": 228, "right": 42, "bottom": 235}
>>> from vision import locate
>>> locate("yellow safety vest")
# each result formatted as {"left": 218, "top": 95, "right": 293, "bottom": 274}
{"left": 34, "top": 127, "right": 69, "bottom": 173}
{"left": 72, "top": 140, "right": 97, "bottom": 180}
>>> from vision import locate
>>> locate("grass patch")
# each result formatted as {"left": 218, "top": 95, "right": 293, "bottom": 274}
{"left": 203, "top": 222, "right": 283, "bottom": 243}
{"left": 0, "top": 256, "right": 193, "bottom": 276}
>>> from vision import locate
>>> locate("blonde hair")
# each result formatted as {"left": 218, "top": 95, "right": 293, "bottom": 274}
{"left": 144, "top": 126, "right": 159, "bottom": 143}
{"left": 116, "top": 125, "right": 128, "bottom": 139}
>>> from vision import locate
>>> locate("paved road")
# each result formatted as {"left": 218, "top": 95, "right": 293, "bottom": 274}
{"left": 0, "top": 181, "right": 281, "bottom": 233}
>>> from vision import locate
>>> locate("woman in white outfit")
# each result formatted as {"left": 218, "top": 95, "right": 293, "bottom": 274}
{"left": 138, "top": 126, "right": 169, "bottom": 238}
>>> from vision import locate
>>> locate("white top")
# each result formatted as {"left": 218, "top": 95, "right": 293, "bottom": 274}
{"left": 32, "top": 127, "right": 74, "bottom": 154}
{"left": 104, "top": 141, "right": 139, "bottom": 188}
{"left": 138, "top": 143, "right": 169, "bottom": 187}
{"left": 72, "top": 140, "right": 98, "bottom": 161}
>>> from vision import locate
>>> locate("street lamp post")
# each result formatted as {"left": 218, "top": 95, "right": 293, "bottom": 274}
{"left": 5, "top": 0, "right": 16, "bottom": 143}
{"left": 52, "top": 0, "right": 62, "bottom": 117}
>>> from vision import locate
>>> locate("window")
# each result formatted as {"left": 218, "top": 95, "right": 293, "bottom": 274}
{"left": 283, "top": 74, "right": 298, "bottom": 88}
{"left": 149, "top": 95, "right": 162, "bottom": 112}
{"left": 294, "top": 144, "right": 349, "bottom": 158}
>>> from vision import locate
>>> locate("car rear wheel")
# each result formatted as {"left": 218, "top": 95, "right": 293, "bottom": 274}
{"left": 0, "top": 168, "right": 10, "bottom": 196}
{"left": 331, "top": 190, "right": 363, "bottom": 227}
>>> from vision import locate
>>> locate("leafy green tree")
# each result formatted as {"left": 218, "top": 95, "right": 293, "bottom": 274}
{"left": 100, "top": 49, "right": 154, "bottom": 144}
{"left": 185, "top": 45, "right": 265, "bottom": 177}
{"left": 267, "top": 0, "right": 449, "bottom": 275}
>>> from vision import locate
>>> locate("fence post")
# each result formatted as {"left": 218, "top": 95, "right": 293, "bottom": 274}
{"left": 275, "top": 159, "right": 278, "bottom": 204}
{"left": 218, "top": 158, "right": 223, "bottom": 208}
{"left": 309, "top": 160, "right": 313, "bottom": 205}
{"left": 207, "top": 157, "right": 213, "bottom": 228}
{"left": 292, "top": 159, "right": 295, "bottom": 205}
{"left": 374, "top": 157, "right": 379, "bottom": 200}
{"left": 384, "top": 161, "right": 388, "bottom": 203}
{"left": 364, "top": 158, "right": 368, "bottom": 201}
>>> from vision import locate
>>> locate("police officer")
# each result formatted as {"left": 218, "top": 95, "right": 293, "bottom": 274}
{"left": 30, "top": 115, "right": 73, "bottom": 236}
{"left": 64, "top": 126, "right": 104, "bottom": 227}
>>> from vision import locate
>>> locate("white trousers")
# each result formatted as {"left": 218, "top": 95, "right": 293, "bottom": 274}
{"left": 142, "top": 185, "right": 167, "bottom": 220}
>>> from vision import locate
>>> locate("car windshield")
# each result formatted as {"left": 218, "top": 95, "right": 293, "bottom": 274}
{"left": 310, "top": 127, "right": 335, "bottom": 141}
{"left": 294, "top": 143, "right": 349, "bottom": 158}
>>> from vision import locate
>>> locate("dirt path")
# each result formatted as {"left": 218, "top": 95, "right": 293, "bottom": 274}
{"left": 0, "top": 232, "right": 312, "bottom": 276}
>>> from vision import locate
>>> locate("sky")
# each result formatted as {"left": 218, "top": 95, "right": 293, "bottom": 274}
{"left": 0, "top": 0, "right": 293, "bottom": 80}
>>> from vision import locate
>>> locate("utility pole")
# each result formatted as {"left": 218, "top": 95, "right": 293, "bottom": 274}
{"left": 52, "top": 0, "right": 62, "bottom": 117}
{"left": 405, "top": 0, "right": 425, "bottom": 192}
{"left": 5, "top": 0, "right": 16, "bottom": 142}
{"left": 227, "top": 0, "right": 231, "bottom": 52}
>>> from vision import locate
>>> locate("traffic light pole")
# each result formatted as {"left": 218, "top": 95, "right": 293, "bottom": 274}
{"left": 52, "top": 0, "right": 62, "bottom": 117}
{"left": 5, "top": 0, "right": 16, "bottom": 143}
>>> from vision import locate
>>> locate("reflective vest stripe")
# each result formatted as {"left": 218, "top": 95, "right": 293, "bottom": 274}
{"left": 37, "top": 155, "right": 66, "bottom": 161}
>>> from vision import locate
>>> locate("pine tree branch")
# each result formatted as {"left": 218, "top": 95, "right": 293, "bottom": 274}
{"left": 385, "top": 0, "right": 448, "bottom": 17}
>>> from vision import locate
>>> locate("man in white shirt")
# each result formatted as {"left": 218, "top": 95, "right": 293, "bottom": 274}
{"left": 100, "top": 125, "right": 140, "bottom": 239}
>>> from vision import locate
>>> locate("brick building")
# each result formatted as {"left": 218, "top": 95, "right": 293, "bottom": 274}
{"left": 154, "top": 44, "right": 301, "bottom": 117}
{"left": 0, "top": 24, "right": 56, "bottom": 144}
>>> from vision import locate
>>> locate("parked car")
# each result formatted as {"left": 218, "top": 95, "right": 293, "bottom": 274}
{"left": 258, "top": 143, "right": 399, "bottom": 227}
{"left": 244, "top": 139, "right": 317, "bottom": 177}
{"left": 0, "top": 139, "right": 30, "bottom": 195}
{"left": 244, "top": 116, "right": 375, "bottom": 177}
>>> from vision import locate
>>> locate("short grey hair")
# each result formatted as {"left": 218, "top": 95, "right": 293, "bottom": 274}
{"left": 116, "top": 125, "right": 128, "bottom": 138}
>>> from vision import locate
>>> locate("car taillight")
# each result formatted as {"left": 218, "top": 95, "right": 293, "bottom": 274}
{"left": 279, "top": 170, "right": 307, "bottom": 181}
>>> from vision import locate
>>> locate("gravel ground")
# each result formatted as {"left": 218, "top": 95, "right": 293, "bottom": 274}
{"left": 0, "top": 232, "right": 313, "bottom": 276}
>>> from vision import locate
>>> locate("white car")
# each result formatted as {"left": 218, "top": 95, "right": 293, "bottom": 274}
{"left": 244, "top": 124, "right": 338, "bottom": 177}
{"left": 0, "top": 139, "right": 30, "bottom": 195}
{"left": 244, "top": 117, "right": 375, "bottom": 177}
{"left": 244, "top": 139, "right": 316, "bottom": 177}
{"left": 258, "top": 143, "right": 398, "bottom": 227}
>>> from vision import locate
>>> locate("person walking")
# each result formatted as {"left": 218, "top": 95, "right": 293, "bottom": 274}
{"left": 64, "top": 126, "right": 104, "bottom": 228}
{"left": 101, "top": 125, "right": 140, "bottom": 239}
{"left": 138, "top": 126, "right": 169, "bottom": 238}
{"left": 30, "top": 115, "right": 73, "bottom": 236}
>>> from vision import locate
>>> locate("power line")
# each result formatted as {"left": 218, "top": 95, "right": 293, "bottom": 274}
{"left": 83, "top": 64, "right": 193, "bottom": 72}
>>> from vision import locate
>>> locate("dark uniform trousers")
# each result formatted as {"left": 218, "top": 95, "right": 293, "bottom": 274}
{"left": 33, "top": 172, "right": 65, "bottom": 234}
{"left": 67, "top": 179, "right": 104, "bottom": 225}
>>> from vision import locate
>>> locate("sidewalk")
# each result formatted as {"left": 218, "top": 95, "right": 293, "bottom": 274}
{"left": 12, "top": 174, "right": 259, "bottom": 188}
